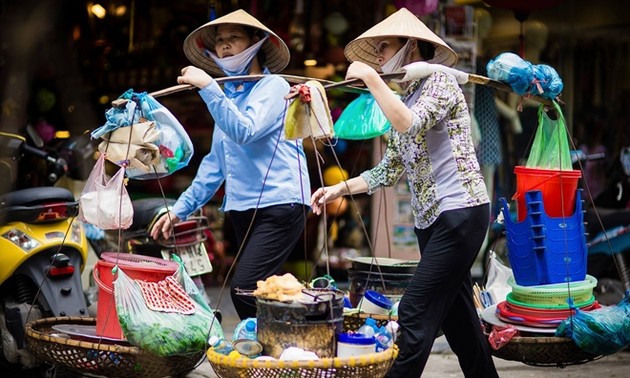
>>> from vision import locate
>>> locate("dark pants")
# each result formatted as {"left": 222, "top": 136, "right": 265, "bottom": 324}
{"left": 385, "top": 204, "right": 498, "bottom": 378}
{"left": 228, "top": 203, "right": 307, "bottom": 319}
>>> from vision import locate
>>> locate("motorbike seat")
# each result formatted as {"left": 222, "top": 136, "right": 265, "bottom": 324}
{"left": 130, "top": 197, "right": 177, "bottom": 231}
{"left": 0, "top": 187, "right": 77, "bottom": 224}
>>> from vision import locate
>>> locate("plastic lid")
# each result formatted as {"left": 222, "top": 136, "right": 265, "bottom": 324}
{"left": 233, "top": 340, "right": 263, "bottom": 356}
{"left": 338, "top": 332, "right": 376, "bottom": 345}
{"left": 364, "top": 290, "right": 393, "bottom": 310}
{"left": 208, "top": 336, "right": 220, "bottom": 346}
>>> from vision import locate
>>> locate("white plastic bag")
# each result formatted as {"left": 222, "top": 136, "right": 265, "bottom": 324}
{"left": 78, "top": 153, "right": 134, "bottom": 229}
{"left": 485, "top": 251, "right": 513, "bottom": 304}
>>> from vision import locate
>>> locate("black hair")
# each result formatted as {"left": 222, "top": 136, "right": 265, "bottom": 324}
{"left": 397, "top": 38, "right": 436, "bottom": 61}
{"left": 418, "top": 40, "right": 435, "bottom": 61}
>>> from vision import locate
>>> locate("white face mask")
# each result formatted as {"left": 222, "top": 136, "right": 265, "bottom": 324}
{"left": 380, "top": 39, "right": 413, "bottom": 74}
{"left": 206, "top": 35, "right": 268, "bottom": 76}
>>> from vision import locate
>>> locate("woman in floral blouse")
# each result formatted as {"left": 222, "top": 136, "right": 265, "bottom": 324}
{"left": 310, "top": 8, "right": 498, "bottom": 378}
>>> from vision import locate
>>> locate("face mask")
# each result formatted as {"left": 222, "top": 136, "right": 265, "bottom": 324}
{"left": 380, "top": 39, "right": 413, "bottom": 74}
{"left": 206, "top": 35, "right": 268, "bottom": 76}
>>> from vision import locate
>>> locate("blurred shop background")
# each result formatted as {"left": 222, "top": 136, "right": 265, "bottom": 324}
{"left": 1, "top": 0, "right": 629, "bottom": 283}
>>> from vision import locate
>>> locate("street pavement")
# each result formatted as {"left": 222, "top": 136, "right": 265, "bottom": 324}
{"left": 185, "top": 286, "right": 630, "bottom": 378}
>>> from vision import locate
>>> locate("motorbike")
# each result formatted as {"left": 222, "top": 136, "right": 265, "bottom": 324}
{"left": 0, "top": 127, "right": 89, "bottom": 373}
{"left": 483, "top": 150, "right": 630, "bottom": 304}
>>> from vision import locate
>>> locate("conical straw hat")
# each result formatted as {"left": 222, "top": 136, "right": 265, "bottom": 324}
{"left": 344, "top": 7, "right": 458, "bottom": 70}
{"left": 183, "top": 9, "right": 290, "bottom": 76}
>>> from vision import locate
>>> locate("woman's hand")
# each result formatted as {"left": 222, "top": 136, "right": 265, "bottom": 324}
{"left": 178, "top": 66, "right": 213, "bottom": 89}
{"left": 310, "top": 185, "right": 344, "bottom": 215}
{"left": 346, "top": 61, "right": 379, "bottom": 84}
{"left": 150, "top": 211, "right": 181, "bottom": 240}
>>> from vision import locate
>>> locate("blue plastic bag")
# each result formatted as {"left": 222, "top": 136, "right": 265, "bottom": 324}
{"left": 555, "top": 293, "right": 630, "bottom": 355}
{"left": 333, "top": 93, "right": 392, "bottom": 140}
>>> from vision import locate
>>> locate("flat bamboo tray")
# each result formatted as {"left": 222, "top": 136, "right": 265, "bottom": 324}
{"left": 25, "top": 316, "right": 204, "bottom": 378}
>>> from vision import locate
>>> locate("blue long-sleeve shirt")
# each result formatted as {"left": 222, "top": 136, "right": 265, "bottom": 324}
{"left": 172, "top": 72, "right": 311, "bottom": 219}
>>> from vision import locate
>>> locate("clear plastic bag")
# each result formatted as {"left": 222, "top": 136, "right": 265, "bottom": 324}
{"left": 333, "top": 93, "right": 392, "bottom": 140}
{"left": 555, "top": 293, "right": 630, "bottom": 355}
{"left": 78, "top": 153, "right": 133, "bottom": 230}
{"left": 113, "top": 262, "right": 224, "bottom": 357}
{"left": 92, "top": 90, "right": 194, "bottom": 180}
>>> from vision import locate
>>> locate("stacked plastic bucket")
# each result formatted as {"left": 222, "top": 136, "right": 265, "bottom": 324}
{"left": 495, "top": 166, "right": 599, "bottom": 327}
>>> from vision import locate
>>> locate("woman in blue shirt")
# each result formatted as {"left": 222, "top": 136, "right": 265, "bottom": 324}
{"left": 311, "top": 8, "right": 497, "bottom": 378}
{"left": 151, "top": 9, "right": 310, "bottom": 319}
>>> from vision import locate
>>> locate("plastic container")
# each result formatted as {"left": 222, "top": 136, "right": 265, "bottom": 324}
{"left": 209, "top": 336, "right": 234, "bottom": 355}
{"left": 358, "top": 290, "right": 393, "bottom": 315}
{"left": 513, "top": 166, "right": 581, "bottom": 221}
{"left": 336, "top": 332, "right": 376, "bottom": 357}
{"left": 93, "top": 253, "right": 179, "bottom": 340}
{"left": 233, "top": 318, "right": 257, "bottom": 342}
{"left": 374, "top": 327, "right": 393, "bottom": 352}
{"left": 233, "top": 340, "right": 263, "bottom": 358}
{"left": 357, "top": 317, "right": 379, "bottom": 338}
{"left": 501, "top": 190, "right": 588, "bottom": 286}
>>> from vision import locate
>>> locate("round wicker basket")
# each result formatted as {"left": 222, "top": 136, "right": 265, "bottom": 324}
{"left": 490, "top": 335, "right": 602, "bottom": 367}
{"left": 25, "top": 316, "right": 205, "bottom": 378}
{"left": 207, "top": 344, "right": 398, "bottom": 378}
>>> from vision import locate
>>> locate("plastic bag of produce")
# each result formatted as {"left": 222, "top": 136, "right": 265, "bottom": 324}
{"left": 555, "top": 293, "right": 630, "bottom": 355}
{"left": 113, "top": 262, "right": 223, "bottom": 356}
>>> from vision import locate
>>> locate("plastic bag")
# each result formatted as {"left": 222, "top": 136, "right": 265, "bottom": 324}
{"left": 98, "top": 121, "right": 162, "bottom": 170}
{"left": 526, "top": 101, "right": 572, "bottom": 170}
{"left": 485, "top": 251, "right": 513, "bottom": 305}
{"left": 78, "top": 154, "right": 133, "bottom": 230}
{"left": 284, "top": 81, "right": 334, "bottom": 140}
{"left": 333, "top": 93, "right": 392, "bottom": 140}
{"left": 487, "top": 52, "right": 534, "bottom": 96}
{"left": 113, "top": 262, "right": 224, "bottom": 357}
{"left": 92, "top": 90, "right": 194, "bottom": 180}
{"left": 555, "top": 293, "right": 630, "bottom": 355}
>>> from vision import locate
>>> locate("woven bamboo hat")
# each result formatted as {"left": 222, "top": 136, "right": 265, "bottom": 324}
{"left": 344, "top": 7, "right": 458, "bottom": 70}
{"left": 183, "top": 9, "right": 290, "bottom": 76}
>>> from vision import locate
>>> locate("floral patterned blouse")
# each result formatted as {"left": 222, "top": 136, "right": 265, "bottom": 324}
{"left": 360, "top": 71, "right": 489, "bottom": 229}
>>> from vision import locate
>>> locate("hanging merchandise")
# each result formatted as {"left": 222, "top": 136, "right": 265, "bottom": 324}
{"left": 525, "top": 101, "right": 572, "bottom": 171}
{"left": 555, "top": 293, "right": 630, "bottom": 356}
{"left": 113, "top": 260, "right": 224, "bottom": 357}
{"left": 284, "top": 81, "right": 334, "bottom": 140}
{"left": 92, "top": 89, "right": 194, "bottom": 180}
{"left": 78, "top": 153, "right": 133, "bottom": 230}
{"left": 486, "top": 52, "right": 563, "bottom": 100}
{"left": 333, "top": 93, "right": 392, "bottom": 140}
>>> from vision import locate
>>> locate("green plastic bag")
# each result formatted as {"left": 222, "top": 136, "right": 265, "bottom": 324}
{"left": 333, "top": 93, "right": 392, "bottom": 140}
{"left": 526, "top": 101, "right": 572, "bottom": 170}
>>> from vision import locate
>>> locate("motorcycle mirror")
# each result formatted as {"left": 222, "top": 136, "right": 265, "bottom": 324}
{"left": 25, "top": 123, "right": 45, "bottom": 148}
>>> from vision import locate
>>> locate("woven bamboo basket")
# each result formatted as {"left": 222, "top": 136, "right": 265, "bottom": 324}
{"left": 489, "top": 335, "right": 602, "bottom": 367}
{"left": 207, "top": 344, "right": 398, "bottom": 378}
{"left": 25, "top": 316, "right": 205, "bottom": 378}
{"left": 343, "top": 312, "right": 398, "bottom": 331}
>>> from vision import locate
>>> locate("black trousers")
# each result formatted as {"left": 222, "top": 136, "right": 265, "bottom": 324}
{"left": 228, "top": 203, "right": 307, "bottom": 319}
{"left": 385, "top": 204, "right": 498, "bottom": 378}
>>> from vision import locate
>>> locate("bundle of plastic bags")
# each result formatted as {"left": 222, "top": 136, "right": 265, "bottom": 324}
{"left": 92, "top": 89, "right": 194, "bottom": 180}
{"left": 555, "top": 293, "right": 630, "bottom": 355}
{"left": 487, "top": 52, "right": 563, "bottom": 100}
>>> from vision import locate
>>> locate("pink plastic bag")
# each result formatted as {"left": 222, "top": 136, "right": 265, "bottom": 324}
{"left": 78, "top": 153, "right": 133, "bottom": 229}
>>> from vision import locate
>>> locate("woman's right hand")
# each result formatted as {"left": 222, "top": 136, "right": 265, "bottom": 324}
{"left": 150, "top": 211, "right": 181, "bottom": 240}
{"left": 178, "top": 66, "right": 213, "bottom": 89}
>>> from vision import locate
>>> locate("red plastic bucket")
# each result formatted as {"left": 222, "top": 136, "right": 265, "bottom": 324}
{"left": 512, "top": 166, "right": 582, "bottom": 221}
{"left": 93, "top": 252, "right": 179, "bottom": 340}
